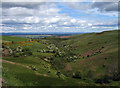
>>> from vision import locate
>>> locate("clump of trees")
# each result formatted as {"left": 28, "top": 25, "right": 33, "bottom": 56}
{"left": 2, "top": 45, "right": 32, "bottom": 57}
{"left": 66, "top": 55, "right": 79, "bottom": 62}
{"left": 37, "top": 44, "right": 66, "bottom": 58}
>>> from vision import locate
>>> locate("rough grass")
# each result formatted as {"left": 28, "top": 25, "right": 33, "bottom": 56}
{"left": 3, "top": 62, "right": 91, "bottom": 86}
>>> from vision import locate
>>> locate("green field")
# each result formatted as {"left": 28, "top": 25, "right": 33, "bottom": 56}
{"left": 1, "top": 30, "right": 120, "bottom": 87}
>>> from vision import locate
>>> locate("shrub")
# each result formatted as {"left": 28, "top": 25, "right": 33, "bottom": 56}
{"left": 2, "top": 45, "right": 5, "bottom": 48}
{"left": 51, "top": 58, "right": 65, "bottom": 70}
{"left": 105, "top": 65, "right": 120, "bottom": 81}
{"left": 112, "top": 71, "right": 120, "bottom": 81}
{"left": 25, "top": 51, "right": 32, "bottom": 56}
{"left": 95, "top": 75, "right": 110, "bottom": 84}
{"left": 11, "top": 41, "right": 14, "bottom": 43}
{"left": 73, "top": 71, "right": 82, "bottom": 79}
{"left": 102, "top": 64, "right": 106, "bottom": 68}
{"left": 64, "top": 71, "right": 73, "bottom": 77}
{"left": 56, "top": 72, "right": 61, "bottom": 78}
{"left": 13, "top": 53, "right": 20, "bottom": 57}
{"left": 87, "top": 70, "right": 94, "bottom": 79}
{"left": 22, "top": 47, "right": 32, "bottom": 56}
{"left": 22, "top": 47, "right": 31, "bottom": 52}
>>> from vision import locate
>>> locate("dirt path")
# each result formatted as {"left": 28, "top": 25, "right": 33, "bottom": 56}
{"left": 2, "top": 59, "right": 49, "bottom": 77}
{"left": 2, "top": 59, "right": 32, "bottom": 69}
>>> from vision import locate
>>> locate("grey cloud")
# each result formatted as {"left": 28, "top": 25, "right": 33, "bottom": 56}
{"left": 2, "top": 2, "right": 59, "bottom": 16}
{"left": 65, "top": 2, "right": 118, "bottom": 13}
{"left": 2, "top": 2, "right": 45, "bottom": 9}
{"left": 66, "top": 2, "right": 91, "bottom": 10}
{"left": 91, "top": 2, "right": 118, "bottom": 12}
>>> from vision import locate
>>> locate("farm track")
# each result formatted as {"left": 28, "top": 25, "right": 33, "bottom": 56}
{"left": 1, "top": 59, "right": 49, "bottom": 77}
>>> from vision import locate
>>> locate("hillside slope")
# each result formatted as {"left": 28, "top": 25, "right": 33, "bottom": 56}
{"left": 1, "top": 30, "right": 120, "bottom": 86}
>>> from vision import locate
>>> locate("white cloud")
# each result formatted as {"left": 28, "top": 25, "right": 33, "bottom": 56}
{"left": 1, "top": 2, "right": 118, "bottom": 33}
{"left": 88, "top": 23, "right": 92, "bottom": 26}
{"left": 92, "top": 26, "right": 99, "bottom": 28}
{"left": 70, "top": 19, "right": 76, "bottom": 23}
{"left": 44, "top": 17, "right": 60, "bottom": 24}
{"left": 64, "top": 22, "right": 68, "bottom": 25}
{"left": 24, "top": 16, "right": 40, "bottom": 23}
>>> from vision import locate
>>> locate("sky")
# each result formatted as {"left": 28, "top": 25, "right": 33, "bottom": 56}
{"left": 1, "top": 0, "right": 119, "bottom": 33}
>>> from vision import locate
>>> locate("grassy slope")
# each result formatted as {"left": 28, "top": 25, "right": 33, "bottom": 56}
{"left": 67, "top": 30, "right": 118, "bottom": 74}
{"left": 47, "top": 30, "right": 119, "bottom": 85}
{"left": 2, "top": 36, "right": 91, "bottom": 86}
{"left": 2, "top": 61, "right": 91, "bottom": 86}
{"left": 2, "top": 30, "right": 119, "bottom": 86}
{"left": 67, "top": 31, "right": 118, "bottom": 85}
{"left": 3, "top": 61, "right": 90, "bottom": 86}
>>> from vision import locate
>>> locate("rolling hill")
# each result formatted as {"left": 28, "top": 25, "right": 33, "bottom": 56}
{"left": 1, "top": 30, "right": 120, "bottom": 86}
